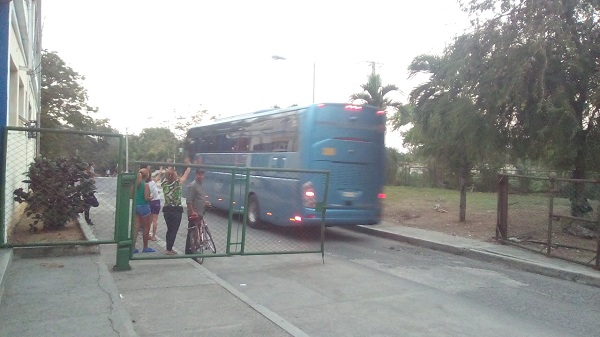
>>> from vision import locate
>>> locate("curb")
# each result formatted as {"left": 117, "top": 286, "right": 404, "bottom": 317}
{"left": 12, "top": 244, "right": 99, "bottom": 258}
{"left": 349, "top": 225, "right": 600, "bottom": 288}
{"left": 464, "top": 248, "right": 600, "bottom": 288}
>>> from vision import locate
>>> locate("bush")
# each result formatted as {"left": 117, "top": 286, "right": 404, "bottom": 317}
{"left": 13, "top": 156, "right": 93, "bottom": 230}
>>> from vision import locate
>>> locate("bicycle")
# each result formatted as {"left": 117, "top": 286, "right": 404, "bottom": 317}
{"left": 186, "top": 213, "right": 216, "bottom": 264}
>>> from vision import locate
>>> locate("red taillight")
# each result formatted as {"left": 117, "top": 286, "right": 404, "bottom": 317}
{"left": 376, "top": 110, "right": 386, "bottom": 115}
{"left": 378, "top": 193, "right": 387, "bottom": 199}
{"left": 344, "top": 104, "right": 363, "bottom": 111}
{"left": 317, "top": 103, "right": 326, "bottom": 108}
{"left": 302, "top": 182, "right": 317, "bottom": 207}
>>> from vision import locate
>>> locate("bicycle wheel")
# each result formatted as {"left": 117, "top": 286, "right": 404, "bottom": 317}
{"left": 204, "top": 225, "right": 217, "bottom": 254}
{"left": 190, "top": 225, "right": 203, "bottom": 264}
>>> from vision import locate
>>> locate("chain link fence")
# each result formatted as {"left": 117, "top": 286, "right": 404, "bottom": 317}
{"left": 497, "top": 174, "right": 600, "bottom": 268}
{"left": 127, "top": 162, "right": 327, "bottom": 261}
{"left": 1, "top": 127, "right": 124, "bottom": 247}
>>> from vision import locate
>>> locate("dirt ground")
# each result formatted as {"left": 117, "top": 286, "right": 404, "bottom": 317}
{"left": 9, "top": 218, "right": 84, "bottom": 244}
{"left": 382, "top": 201, "right": 498, "bottom": 241}
{"left": 382, "top": 201, "right": 599, "bottom": 266}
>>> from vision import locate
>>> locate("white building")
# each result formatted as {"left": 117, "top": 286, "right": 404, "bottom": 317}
{"left": 1, "top": 0, "right": 42, "bottom": 243}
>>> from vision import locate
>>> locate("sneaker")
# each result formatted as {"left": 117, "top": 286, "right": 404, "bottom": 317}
{"left": 87, "top": 221, "right": 95, "bottom": 226}
{"left": 133, "top": 248, "right": 139, "bottom": 254}
{"left": 142, "top": 247, "right": 156, "bottom": 253}
{"left": 165, "top": 250, "right": 177, "bottom": 255}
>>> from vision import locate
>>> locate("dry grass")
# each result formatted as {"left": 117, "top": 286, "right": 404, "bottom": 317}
{"left": 382, "top": 186, "right": 599, "bottom": 265}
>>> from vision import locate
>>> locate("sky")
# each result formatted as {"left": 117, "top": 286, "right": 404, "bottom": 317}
{"left": 41, "top": 0, "right": 470, "bottom": 150}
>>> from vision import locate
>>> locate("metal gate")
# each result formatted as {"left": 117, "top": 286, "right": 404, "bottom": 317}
{"left": 0, "top": 128, "right": 327, "bottom": 270}
{"left": 120, "top": 163, "right": 328, "bottom": 270}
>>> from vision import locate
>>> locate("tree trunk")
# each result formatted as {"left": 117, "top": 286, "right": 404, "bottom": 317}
{"left": 459, "top": 177, "right": 467, "bottom": 222}
{"left": 571, "top": 130, "right": 589, "bottom": 217}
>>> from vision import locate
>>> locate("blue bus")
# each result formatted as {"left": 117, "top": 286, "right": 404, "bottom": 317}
{"left": 184, "top": 103, "right": 386, "bottom": 227}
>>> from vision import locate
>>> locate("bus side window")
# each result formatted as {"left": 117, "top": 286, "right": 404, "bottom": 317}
{"left": 271, "top": 156, "right": 286, "bottom": 168}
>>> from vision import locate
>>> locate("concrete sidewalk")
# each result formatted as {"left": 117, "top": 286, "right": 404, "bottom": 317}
{"left": 0, "top": 249, "right": 137, "bottom": 337}
{"left": 351, "top": 221, "right": 600, "bottom": 288}
{"left": 1, "top": 221, "right": 599, "bottom": 337}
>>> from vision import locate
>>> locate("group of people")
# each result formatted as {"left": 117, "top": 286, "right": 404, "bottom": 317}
{"left": 132, "top": 157, "right": 208, "bottom": 255}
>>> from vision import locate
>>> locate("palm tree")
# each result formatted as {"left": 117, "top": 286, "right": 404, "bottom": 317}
{"left": 349, "top": 73, "right": 402, "bottom": 111}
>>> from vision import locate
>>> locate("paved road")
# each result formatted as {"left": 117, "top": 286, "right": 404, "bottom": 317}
{"left": 203, "top": 227, "right": 600, "bottom": 337}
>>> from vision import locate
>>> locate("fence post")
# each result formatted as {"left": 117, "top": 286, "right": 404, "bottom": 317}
{"left": 0, "top": 127, "right": 6, "bottom": 245}
{"left": 595, "top": 187, "right": 600, "bottom": 270}
{"left": 547, "top": 174, "right": 557, "bottom": 257}
{"left": 113, "top": 173, "right": 135, "bottom": 271}
{"left": 496, "top": 174, "right": 508, "bottom": 240}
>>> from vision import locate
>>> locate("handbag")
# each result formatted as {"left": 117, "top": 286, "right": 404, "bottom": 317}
{"left": 85, "top": 193, "right": 99, "bottom": 207}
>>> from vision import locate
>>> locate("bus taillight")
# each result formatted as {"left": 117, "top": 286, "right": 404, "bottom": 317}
{"left": 302, "top": 182, "right": 317, "bottom": 207}
{"left": 378, "top": 193, "right": 387, "bottom": 199}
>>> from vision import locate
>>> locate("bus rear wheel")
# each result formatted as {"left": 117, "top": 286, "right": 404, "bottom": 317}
{"left": 247, "top": 194, "right": 263, "bottom": 229}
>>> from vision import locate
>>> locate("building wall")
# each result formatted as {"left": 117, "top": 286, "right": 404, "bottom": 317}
{"left": 1, "top": 0, "right": 42, "bottom": 243}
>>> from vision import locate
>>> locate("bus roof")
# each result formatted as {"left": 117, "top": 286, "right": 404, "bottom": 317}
{"left": 190, "top": 103, "right": 379, "bottom": 129}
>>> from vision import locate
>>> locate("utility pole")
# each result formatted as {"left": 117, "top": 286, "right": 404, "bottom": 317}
{"left": 366, "top": 61, "right": 382, "bottom": 76}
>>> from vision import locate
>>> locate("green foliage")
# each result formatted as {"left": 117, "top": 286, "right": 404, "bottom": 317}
{"left": 40, "top": 50, "right": 121, "bottom": 171}
{"left": 349, "top": 73, "right": 403, "bottom": 111}
{"left": 128, "top": 127, "right": 180, "bottom": 163}
{"left": 458, "top": 0, "right": 600, "bottom": 178}
{"left": 41, "top": 50, "right": 109, "bottom": 131}
{"left": 172, "top": 108, "right": 210, "bottom": 140}
{"left": 13, "top": 156, "right": 93, "bottom": 230}
{"left": 385, "top": 148, "right": 412, "bottom": 185}
{"left": 405, "top": 48, "right": 505, "bottom": 190}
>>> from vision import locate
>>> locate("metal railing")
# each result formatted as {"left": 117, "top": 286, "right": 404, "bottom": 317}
{"left": 1, "top": 127, "right": 125, "bottom": 248}
{"left": 497, "top": 174, "right": 600, "bottom": 269}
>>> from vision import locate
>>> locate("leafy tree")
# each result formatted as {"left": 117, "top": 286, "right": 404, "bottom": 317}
{"left": 385, "top": 148, "right": 411, "bottom": 185}
{"left": 40, "top": 50, "right": 119, "bottom": 169}
{"left": 41, "top": 50, "right": 109, "bottom": 131}
{"left": 458, "top": 0, "right": 600, "bottom": 215}
{"left": 128, "top": 127, "right": 179, "bottom": 163}
{"left": 349, "top": 73, "right": 403, "bottom": 111}
{"left": 403, "top": 43, "right": 505, "bottom": 221}
{"left": 172, "top": 107, "right": 210, "bottom": 140}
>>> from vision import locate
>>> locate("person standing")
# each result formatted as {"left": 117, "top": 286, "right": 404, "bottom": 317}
{"left": 82, "top": 162, "right": 98, "bottom": 226}
{"left": 161, "top": 158, "right": 191, "bottom": 255}
{"left": 133, "top": 168, "right": 155, "bottom": 253}
{"left": 148, "top": 171, "right": 162, "bottom": 241}
{"left": 186, "top": 168, "right": 207, "bottom": 254}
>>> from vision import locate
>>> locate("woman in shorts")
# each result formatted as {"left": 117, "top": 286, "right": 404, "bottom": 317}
{"left": 148, "top": 171, "right": 162, "bottom": 241}
{"left": 133, "top": 168, "right": 155, "bottom": 253}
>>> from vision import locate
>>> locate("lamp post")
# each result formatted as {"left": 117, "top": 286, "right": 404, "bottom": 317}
{"left": 272, "top": 55, "right": 315, "bottom": 103}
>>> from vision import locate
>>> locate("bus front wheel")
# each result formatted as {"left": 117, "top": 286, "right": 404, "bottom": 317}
{"left": 247, "top": 194, "right": 263, "bottom": 229}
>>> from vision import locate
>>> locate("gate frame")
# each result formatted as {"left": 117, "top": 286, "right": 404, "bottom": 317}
{"left": 121, "top": 161, "right": 329, "bottom": 266}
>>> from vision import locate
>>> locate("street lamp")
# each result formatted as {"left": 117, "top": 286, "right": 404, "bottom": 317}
{"left": 271, "top": 55, "right": 315, "bottom": 103}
